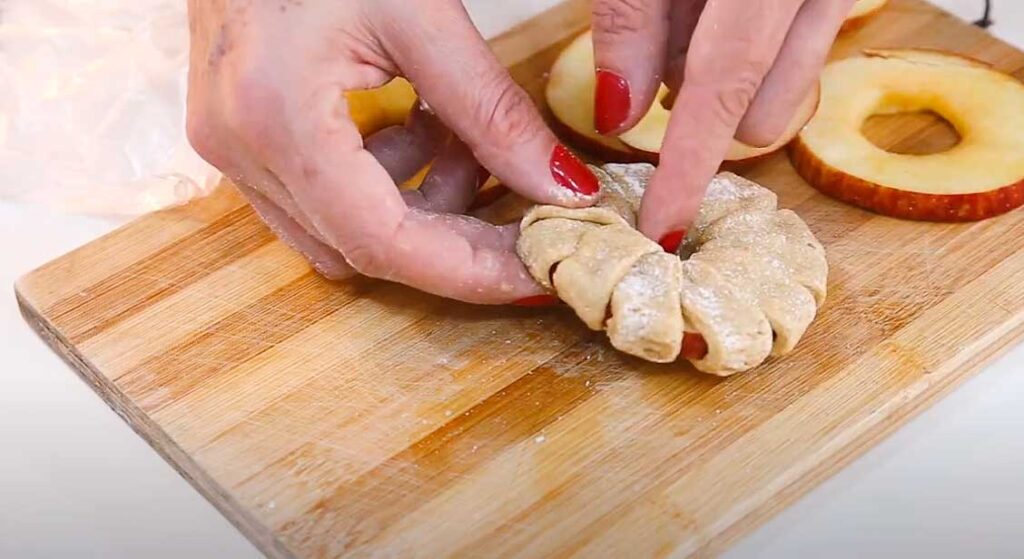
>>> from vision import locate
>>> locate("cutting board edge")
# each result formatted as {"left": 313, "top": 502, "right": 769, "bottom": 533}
{"left": 17, "top": 275, "right": 1024, "bottom": 558}
{"left": 702, "top": 313, "right": 1024, "bottom": 556}
{"left": 14, "top": 287, "right": 293, "bottom": 559}
{"left": 13, "top": 0, "right": 1024, "bottom": 555}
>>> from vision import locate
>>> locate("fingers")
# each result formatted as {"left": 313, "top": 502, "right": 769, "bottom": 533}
{"left": 275, "top": 86, "right": 544, "bottom": 304}
{"left": 190, "top": 1, "right": 544, "bottom": 303}
{"left": 638, "top": 0, "right": 805, "bottom": 242}
{"left": 384, "top": 211, "right": 545, "bottom": 304}
{"left": 664, "top": 0, "right": 708, "bottom": 94}
{"left": 402, "top": 137, "right": 484, "bottom": 214}
{"left": 735, "top": 0, "right": 853, "bottom": 146}
{"left": 591, "top": 0, "right": 671, "bottom": 135}
{"left": 373, "top": 1, "right": 600, "bottom": 207}
{"left": 236, "top": 183, "right": 356, "bottom": 281}
{"left": 364, "top": 102, "right": 449, "bottom": 183}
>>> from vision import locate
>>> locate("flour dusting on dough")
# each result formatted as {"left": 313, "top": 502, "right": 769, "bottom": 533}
{"left": 516, "top": 165, "right": 828, "bottom": 375}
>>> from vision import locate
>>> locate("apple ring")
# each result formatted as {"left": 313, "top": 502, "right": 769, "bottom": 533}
{"left": 545, "top": 31, "right": 821, "bottom": 166}
{"left": 516, "top": 164, "right": 829, "bottom": 376}
{"left": 792, "top": 49, "right": 1024, "bottom": 221}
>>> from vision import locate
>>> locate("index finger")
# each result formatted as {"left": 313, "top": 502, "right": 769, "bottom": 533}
{"left": 638, "top": 0, "right": 805, "bottom": 243}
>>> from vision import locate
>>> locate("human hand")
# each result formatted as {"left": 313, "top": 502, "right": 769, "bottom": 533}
{"left": 591, "top": 0, "right": 854, "bottom": 249}
{"left": 186, "top": 0, "right": 600, "bottom": 304}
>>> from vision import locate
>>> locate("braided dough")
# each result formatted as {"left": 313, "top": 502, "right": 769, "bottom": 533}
{"left": 516, "top": 164, "right": 828, "bottom": 376}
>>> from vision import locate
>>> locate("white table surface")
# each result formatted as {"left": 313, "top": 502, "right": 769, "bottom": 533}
{"left": 2, "top": 1, "right": 1022, "bottom": 557}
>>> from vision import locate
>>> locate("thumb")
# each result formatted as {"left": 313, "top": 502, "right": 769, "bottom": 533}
{"left": 591, "top": 0, "right": 671, "bottom": 135}
{"left": 374, "top": 1, "right": 600, "bottom": 207}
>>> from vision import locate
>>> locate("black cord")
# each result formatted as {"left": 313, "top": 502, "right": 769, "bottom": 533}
{"left": 974, "top": 0, "right": 993, "bottom": 28}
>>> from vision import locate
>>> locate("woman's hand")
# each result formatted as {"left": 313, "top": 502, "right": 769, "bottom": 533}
{"left": 186, "top": 0, "right": 599, "bottom": 304}
{"left": 591, "top": 0, "right": 854, "bottom": 249}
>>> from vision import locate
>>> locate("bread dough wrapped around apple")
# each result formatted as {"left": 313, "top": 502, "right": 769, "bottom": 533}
{"left": 517, "top": 164, "right": 828, "bottom": 376}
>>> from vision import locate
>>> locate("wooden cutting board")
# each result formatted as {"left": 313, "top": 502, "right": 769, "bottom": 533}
{"left": 16, "top": 1, "right": 1024, "bottom": 557}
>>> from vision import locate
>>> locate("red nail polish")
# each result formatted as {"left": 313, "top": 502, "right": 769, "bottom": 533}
{"left": 513, "top": 294, "right": 561, "bottom": 307}
{"left": 659, "top": 229, "right": 688, "bottom": 253}
{"left": 595, "top": 69, "right": 631, "bottom": 135}
{"left": 681, "top": 332, "right": 709, "bottom": 360}
{"left": 550, "top": 145, "right": 599, "bottom": 197}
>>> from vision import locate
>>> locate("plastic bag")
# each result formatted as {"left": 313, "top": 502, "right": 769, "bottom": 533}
{"left": 0, "top": 0, "right": 220, "bottom": 216}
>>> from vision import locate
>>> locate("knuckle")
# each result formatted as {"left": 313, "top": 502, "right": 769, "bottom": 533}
{"left": 222, "top": 65, "right": 286, "bottom": 144}
{"left": 312, "top": 258, "right": 357, "bottom": 281}
{"left": 476, "top": 76, "right": 543, "bottom": 148}
{"left": 592, "top": 0, "right": 653, "bottom": 36}
{"left": 343, "top": 239, "right": 394, "bottom": 279}
{"left": 706, "top": 71, "right": 763, "bottom": 124}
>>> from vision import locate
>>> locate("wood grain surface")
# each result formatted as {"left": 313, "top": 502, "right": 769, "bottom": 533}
{"left": 16, "top": 1, "right": 1024, "bottom": 557}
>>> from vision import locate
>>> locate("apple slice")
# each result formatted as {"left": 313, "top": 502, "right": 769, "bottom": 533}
{"left": 546, "top": 32, "right": 651, "bottom": 162}
{"left": 346, "top": 78, "right": 418, "bottom": 138}
{"left": 790, "top": 49, "right": 1024, "bottom": 222}
{"left": 842, "top": 0, "right": 888, "bottom": 32}
{"left": 547, "top": 31, "right": 820, "bottom": 166}
{"left": 618, "top": 79, "right": 820, "bottom": 165}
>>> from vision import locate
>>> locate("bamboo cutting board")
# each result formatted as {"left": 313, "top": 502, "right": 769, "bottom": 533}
{"left": 16, "top": 1, "right": 1024, "bottom": 557}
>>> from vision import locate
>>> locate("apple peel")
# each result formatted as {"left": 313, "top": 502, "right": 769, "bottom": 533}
{"left": 791, "top": 48, "right": 1024, "bottom": 222}
{"left": 545, "top": 31, "right": 819, "bottom": 165}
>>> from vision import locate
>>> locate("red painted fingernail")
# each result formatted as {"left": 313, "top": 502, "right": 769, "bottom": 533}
{"left": 513, "top": 294, "right": 561, "bottom": 307}
{"left": 659, "top": 229, "right": 688, "bottom": 253}
{"left": 681, "top": 332, "right": 709, "bottom": 360}
{"left": 595, "top": 69, "right": 631, "bottom": 135}
{"left": 551, "top": 145, "right": 599, "bottom": 197}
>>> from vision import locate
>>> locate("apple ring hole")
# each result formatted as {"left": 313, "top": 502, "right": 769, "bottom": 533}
{"left": 861, "top": 109, "right": 962, "bottom": 155}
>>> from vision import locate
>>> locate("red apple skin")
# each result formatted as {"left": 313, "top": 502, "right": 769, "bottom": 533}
{"left": 548, "top": 115, "right": 655, "bottom": 164}
{"left": 626, "top": 145, "right": 660, "bottom": 164}
{"left": 863, "top": 48, "right": 994, "bottom": 69}
{"left": 624, "top": 148, "right": 781, "bottom": 173}
{"left": 621, "top": 134, "right": 801, "bottom": 170}
{"left": 681, "top": 332, "right": 709, "bottom": 361}
{"left": 721, "top": 150, "right": 792, "bottom": 172}
{"left": 789, "top": 137, "right": 1024, "bottom": 222}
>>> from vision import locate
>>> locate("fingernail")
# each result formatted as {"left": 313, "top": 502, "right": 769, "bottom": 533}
{"left": 513, "top": 294, "right": 561, "bottom": 307}
{"left": 681, "top": 332, "right": 709, "bottom": 360}
{"left": 659, "top": 229, "right": 688, "bottom": 253}
{"left": 595, "top": 69, "right": 631, "bottom": 135}
{"left": 551, "top": 144, "right": 599, "bottom": 197}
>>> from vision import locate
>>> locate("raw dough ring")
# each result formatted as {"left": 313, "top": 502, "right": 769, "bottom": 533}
{"left": 516, "top": 164, "right": 829, "bottom": 376}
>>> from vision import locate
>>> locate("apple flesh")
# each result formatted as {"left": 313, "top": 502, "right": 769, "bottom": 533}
{"left": 347, "top": 78, "right": 418, "bottom": 138}
{"left": 546, "top": 31, "right": 820, "bottom": 166}
{"left": 791, "top": 49, "right": 1024, "bottom": 222}
{"left": 545, "top": 31, "right": 650, "bottom": 163}
{"left": 618, "top": 79, "right": 820, "bottom": 165}
{"left": 841, "top": 0, "right": 888, "bottom": 32}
